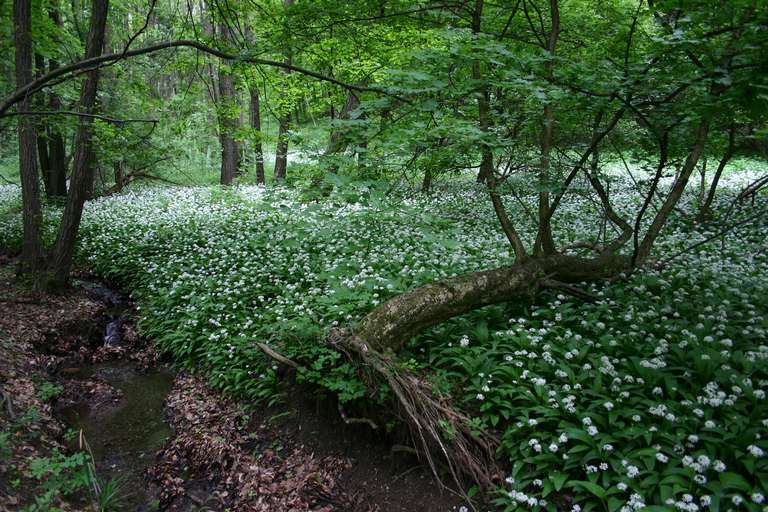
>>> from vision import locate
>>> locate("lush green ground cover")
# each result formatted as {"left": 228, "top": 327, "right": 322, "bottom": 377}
{"left": 0, "top": 168, "right": 767, "bottom": 511}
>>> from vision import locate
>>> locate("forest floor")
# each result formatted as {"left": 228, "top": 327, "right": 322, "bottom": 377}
{"left": 0, "top": 257, "right": 465, "bottom": 512}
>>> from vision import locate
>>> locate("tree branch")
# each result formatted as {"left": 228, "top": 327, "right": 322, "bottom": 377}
{"left": 0, "top": 39, "right": 407, "bottom": 117}
{"left": 0, "top": 110, "right": 157, "bottom": 126}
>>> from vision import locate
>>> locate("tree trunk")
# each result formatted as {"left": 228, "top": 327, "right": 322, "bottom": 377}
{"left": 356, "top": 139, "right": 368, "bottom": 171}
{"left": 218, "top": 68, "right": 240, "bottom": 185}
{"left": 325, "top": 91, "right": 360, "bottom": 156}
{"left": 14, "top": 0, "right": 45, "bottom": 278}
{"left": 274, "top": 116, "right": 290, "bottom": 182}
{"left": 113, "top": 161, "right": 124, "bottom": 192}
{"left": 217, "top": 13, "right": 241, "bottom": 185}
{"left": 421, "top": 167, "right": 432, "bottom": 193}
{"left": 534, "top": 0, "right": 559, "bottom": 256}
{"left": 47, "top": 118, "right": 68, "bottom": 197}
{"left": 273, "top": 0, "right": 294, "bottom": 182}
{"left": 329, "top": 254, "right": 627, "bottom": 493}
{"left": 698, "top": 123, "right": 736, "bottom": 221}
{"left": 697, "top": 156, "right": 708, "bottom": 206}
{"left": 471, "top": 0, "right": 493, "bottom": 185}
{"left": 34, "top": 54, "right": 53, "bottom": 197}
{"left": 250, "top": 84, "right": 265, "bottom": 184}
{"left": 47, "top": 0, "right": 109, "bottom": 287}
{"left": 354, "top": 254, "right": 627, "bottom": 352}
{"left": 635, "top": 118, "right": 710, "bottom": 266}
{"left": 46, "top": 5, "right": 68, "bottom": 198}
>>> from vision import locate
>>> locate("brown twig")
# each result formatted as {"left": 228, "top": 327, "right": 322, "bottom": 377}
{"left": 255, "top": 342, "right": 300, "bottom": 368}
{"left": 656, "top": 207, "right": 768, "bottom": 268}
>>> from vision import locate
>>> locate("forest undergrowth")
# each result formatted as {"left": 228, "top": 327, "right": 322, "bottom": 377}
{"left": 1, "top": 167, "right": 767, "bottom": 511}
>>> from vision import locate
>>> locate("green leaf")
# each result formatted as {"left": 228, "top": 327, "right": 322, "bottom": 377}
{"left": 719, "top": 472, "right": 751, "bottom": 492}
{"left": 570, "top": 480, "right": 606, "bottom": 499}
{"left": 550, "top": 471, "right": 568, "bottom": 491}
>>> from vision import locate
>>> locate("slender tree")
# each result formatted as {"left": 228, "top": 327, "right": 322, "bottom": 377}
{"left": 216, "top": 3, "right": 241, "bottom": 185}
{"left": 45, "top": 5, "right": 68, "bottom": 198}
{"left": 13, "top": 0, "right": 45, "bottom": 278}
{"left": 472, "top": 0, "right": 493, "bottom": 185}
{"left": 698, "top": 123, "right": 737, "bottom": 221}
{"left": 273, "top": 0, "right": 294, "bottom": 182}
{"left": 533, "top": 0, "right": 559, "bottom": 255}
{"left": 47, "top": 0, "right": 109, "bottom": 286}
{"left": 249, "top": 82, "right": 265, "bottom": 184}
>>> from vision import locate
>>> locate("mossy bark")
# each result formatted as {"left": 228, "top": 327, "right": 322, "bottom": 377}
{"left": 353, "top": 254, "right": 628, "bottom": 353}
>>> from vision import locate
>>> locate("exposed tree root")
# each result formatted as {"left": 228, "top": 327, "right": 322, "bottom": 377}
{"left": 327, "top": 255, "right": 628, "bottom": 498}
{"left": 337, "top": 402, "right": 379, "bottom": 429}
{"left": 330, "top": 328, "right": 501, "bottom": 498}
{"left": 257, "top": 256, "right": 629, "bottom": 501}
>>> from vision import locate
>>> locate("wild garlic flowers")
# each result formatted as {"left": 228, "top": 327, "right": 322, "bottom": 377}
{"left": 1, "top": 165, "right": 767, "bottom": 511}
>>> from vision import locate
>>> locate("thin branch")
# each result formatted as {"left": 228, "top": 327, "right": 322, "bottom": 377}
{"left": 545, "top": 105, "right": 626, "bottom": 221}
{"left": 737, "top": 174, "right": 768, "bottom": 202}
{"left": 540, "top": 278, "right": 598, "bottom": 302}
{"left": 0, "top": 110, "right": 157, "bottom": 125}
{"left": 487, "top": 176, "right": 527, "bottom": 263}
{"left": 0, "top": 39, "right": 407, "bottom": 117}
{"left": 120, "top": 0, "right": 157, "bottom": 59}
{"left": 632, "top": 132, "right": 669, "bottom": 263}
{"left": 256, "top": 342, "right": 300, "bottom": 368}
{"left": 657, "top": 208, "right": 768, "bottom": 268}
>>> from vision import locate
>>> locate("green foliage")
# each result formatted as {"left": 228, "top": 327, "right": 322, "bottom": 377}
{"left": 1, "top": 0, "right": 768, "bottom": 509}
{"left": 36, "top": 381, "right": 63, "bottom": 402}
{"left": 3, "top": 159, "right": 768, "bottom": 509}
{"left": 0, "top": 430, "right": 11, "bottom": 462}
{"left": 96, "top": 477, "right": 128, "bottom": 512}
{"left": 23, "top": 450, "right": 92, "bottom": 512}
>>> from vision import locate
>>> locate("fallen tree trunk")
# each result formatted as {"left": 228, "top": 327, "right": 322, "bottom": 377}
{"left": 355, "top": 254, "right": 628, "bottom": 353}
{"left": 328, "top": 254, "right": 629, "bottom": 495}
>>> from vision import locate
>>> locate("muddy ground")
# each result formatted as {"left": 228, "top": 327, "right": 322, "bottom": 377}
{"left": 0, "top": 258, "right": 466, "bottom": 512}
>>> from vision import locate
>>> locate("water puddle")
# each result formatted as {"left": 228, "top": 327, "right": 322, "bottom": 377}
{"left": 58, "top": 282, "right": 175, "bottom": 510}
{"left": 60, "top": 363, "right": 174, "bottom": 510}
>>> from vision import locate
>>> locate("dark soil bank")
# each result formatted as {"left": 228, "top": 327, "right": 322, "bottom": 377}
{"left": 0, "top": 261, "right": 467, "bottom": 511}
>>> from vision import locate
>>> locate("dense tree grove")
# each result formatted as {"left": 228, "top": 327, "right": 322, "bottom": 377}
{"left": 1, "top": 0, "right": 767, "bottom": 510}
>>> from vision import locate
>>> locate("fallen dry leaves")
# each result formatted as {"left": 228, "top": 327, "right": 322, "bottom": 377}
{"left": 150, "top": 373, "right": 369, "bottom": 511}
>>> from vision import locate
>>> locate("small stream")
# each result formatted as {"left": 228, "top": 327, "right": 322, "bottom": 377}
{"left": 58, "top": 282, "right": 175, "bottom": 511}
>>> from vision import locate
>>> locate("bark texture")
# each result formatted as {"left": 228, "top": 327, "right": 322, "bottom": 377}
{"left": 273, "top": 0, "right": 294, "bottom": 182}
{"left": 472, "top": 0, "right": 493, "bottom": 185}
{"left": 635, "top": 119, "right": 710, "bottom": 265}
{"left": 249, "top": 84, "right": 265, "bottom": 184}
{"left": 534, "top": 0, "right": 559, "bottom": 255}
{"left": 34, "top": 55, "right": 51, "bottom": 195}
{"left": 356, "top": 254, "right": 628, "bottom": 353}
{"left": 698, "top": 124, "right": 736, "bottom": 221}
{"left": 48, "top": 0, "right": 109, "bottom": 287}
{"left": 217, "top": 12, "right": 242, "bottom": 185}
{"left": 46, "top": 5, "right": 69, "bottom": 198}
{"left": 331, "top": 254, "right": 628, "bottom": 495}
{"left": 274, "top": 116, "right": 290, "bottom": 181}
{"left": 14, "top": 0, "right": 45, "bottom": 276}
{"left": 325, "top": 91, "right": 361, "bottom": 156}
